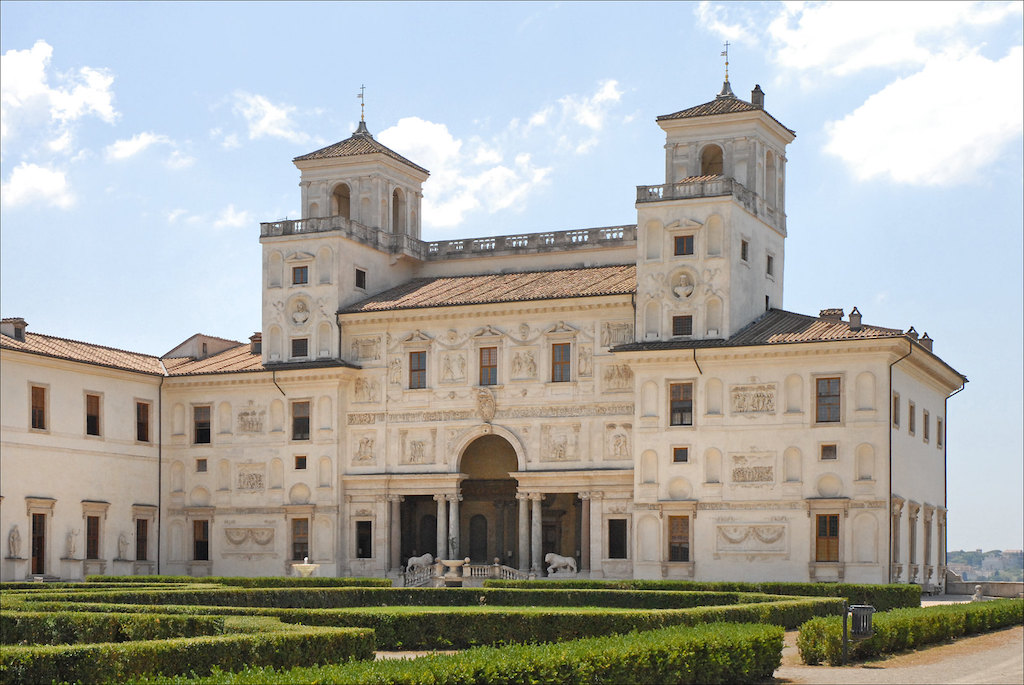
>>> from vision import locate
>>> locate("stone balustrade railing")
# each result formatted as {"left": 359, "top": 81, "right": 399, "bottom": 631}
{"left": 636, "top": 177, "right": 776, "bottom": 228}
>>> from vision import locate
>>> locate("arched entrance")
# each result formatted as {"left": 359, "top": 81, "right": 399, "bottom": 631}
{"left": 459, "top": 434, "right": 518, "bottom": 564}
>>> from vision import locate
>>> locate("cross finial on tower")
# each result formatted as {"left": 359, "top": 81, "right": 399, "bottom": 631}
{"left": 721, "top": 42, "right": 730, "bottom": 83}
{"left": 357, "top": 84, "right": 366, "bottom": 122}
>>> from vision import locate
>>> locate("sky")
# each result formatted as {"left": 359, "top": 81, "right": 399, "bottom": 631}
{"left": 1, "top": 1, "right": 1021, "bottom": 551}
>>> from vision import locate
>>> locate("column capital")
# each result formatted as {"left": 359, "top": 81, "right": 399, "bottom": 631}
{"left": 515, "top": 492, "right": 531, "bottom": 502}
{"left": 529, "top": 492, "right": 544, "bottom": 502}
{"left": 447, "top": 494, "right": 463, "bottom": 503}
{"left": 433, "top": 493, "right": 446, "bottom": 503}
{"left": 387, "top": 494, "right": 405, "bottom": 503}
{"left": 578, "top": 491, "right": 591, "bottom": 501}
{"left": 589, "top": 491, "right": 604, "bottom": 500}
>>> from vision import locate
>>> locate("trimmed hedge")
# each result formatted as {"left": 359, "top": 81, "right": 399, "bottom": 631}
{"left": 85, "top": 575, "right": 391, "bottom": 587}
{"left": 485, "top": 579, "right": 921, "bottom": 612}
{"left": 797, "top": 598, "right": 1024, "bottom": 665}
{"left": 140, "top": 621, "right": 784, "bottom": 685}
{"left": 0, "top": 610, "right": 224, "bottom": 645}
{"left": 0, "top": 625, "right": 375, "bottom": 682}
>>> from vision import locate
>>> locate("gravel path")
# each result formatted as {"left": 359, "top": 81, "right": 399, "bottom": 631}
{"left": 774, "top": 625, "right": 1023, "bottom": 684}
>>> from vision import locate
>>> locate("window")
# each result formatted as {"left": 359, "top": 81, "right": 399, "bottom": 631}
{"left": 291, "top": 338, "right": 309, "bottom": 358}
{"left": 815, "top": 514, "right": 839, "bottom": 562}
{"left": 355, "top": 268, "right": 367, "bottom": 289}
{"left": 409, "top": 351, "right": 426, "bottom": 389}
{"left": 673, "top": 447, "right": 689, "bottom": 463}
{"left": 766, "top": 254, "right": 775, "bottom": 276}
{"left": 85, "top": 394, "right": 101, "bottom": 436}
{"left": 479, "top": 347, "right": 497, "bottom": 386}
{"left": 196, "top": 458, "right": 207, "bottom": 473}
{"left": 193, "top": 520, "right": 209, "bottom": 561}
{"left": 356, "top": 521, "right": 372, "bottom": 559}
{"left": 608, "top": 519, "right": 628, "bottom": 559}
{"left": 136, "top": 518, "right": 149, "bottom": 561}
{"left": 893, "top": 393, "right": 900, "bottom": 428}
{"left": 292, "top": 401, "right": 310, "bottom": 441}
{"left": 669, "top": 516, "right": 690, "bottom": 562}
{"left": 292, "top": 518, "right": 309, "bottom": 561}
{"left": 908, "top": 401, "right": 916, "bottom": 435}
{"left": 136, "top": 401, "right": 151, "bottom": 442}
{"left": 815, "top": 377, "right": 841, "bottom": 423}
{"left": 820, "top": 444, "right": 837, "bottom": 460}
{"left": 193, "top": 405, "right": 211, "bottom": 444}
{"left": 86, "top": 515, "right": 100, "bottom": 559}
{"left": 923, "top": 410, "right": 930, "bottom": 442}
{"left": 551, "top": 343, "right": 571, "bottom": 382}
{"left": 672, "top": 315, "right": 693, "bottom": 337}
{"left": 937, "top": 418, "right": 943, "bottom": 448}
{"left": 674, "top": 235, "right": 694, "bottom": 256}
{"left": 669, "top": 382, "right": 694, "bottom": 426}
{"left": 740, "top": 239, "right": 749, "bottom": 262}
{"left": 295, "top": 455, "right": 307, "bottom": 470}
{"left": 292, "top": 265, "right": 308, "bottom": 285}
{"left": 31, "top": 385, "right": 46, "bottom": 430}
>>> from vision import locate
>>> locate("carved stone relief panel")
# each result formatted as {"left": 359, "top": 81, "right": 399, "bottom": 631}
{"left": 236, "top": 401, "right": 266, "bottom": 434}
{"left": 399, "top": 428, "right": 437, "bottom": 465}
{"left": 604, "top": 422, "right": 632, "bottom": 461}
{"left": 600, "top": 322, "right": 633, "bottom": 347}
{"left": 352, "top": 431, "right": 377, "bottom": 465}
{"left": 714, "top": 521, "right": 788, "bottom": 556}
{"left": 388, "top": 358, "right": 402, "bottom": 385}
{"left": 223, "top": 527, "right": 276, "bottom": 556}
{"left": 603, "top": 364, "right": 634, "bottom": 392}
{"left": 578, "top": 345, "right": 593, "bottom": 377}
{"left": 354, "top": 378, "right": 380, "bottom": 403}
{"left": 351, "top": 336, "right": 382, "bottom": 361}
{"left": 729, "top": 454, "right": 775, "bottom": 486}
{"left": 511, "top": 349, "right": 538, "bottom": 380}
{"left": 236, "top": 464, "right": 266, "bottom": 492}
{"left": 730, "top": 383, "right": 777, "bottom": 415}
{"left": 541, "top": 424, "right": 580, "bottom": 462}
{"left": 440, "top": 352, "right": 467, "bottom": 383}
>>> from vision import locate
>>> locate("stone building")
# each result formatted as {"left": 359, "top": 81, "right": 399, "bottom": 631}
{"left": 0, "top": 80, "right": 965, "bottom": 589}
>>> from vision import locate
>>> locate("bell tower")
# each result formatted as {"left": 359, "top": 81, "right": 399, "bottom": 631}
{"left": 634, "top": 77, "right": 795, "bottom": 342}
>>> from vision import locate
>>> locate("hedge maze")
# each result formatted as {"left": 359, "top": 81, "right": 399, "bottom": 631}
{"left": 1, "top": 576, "right": 922, "bottom": 683}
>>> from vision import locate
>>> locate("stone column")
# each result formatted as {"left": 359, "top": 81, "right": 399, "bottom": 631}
{"left": 579, "top": 492, "right": 591, "bottom": 571}
{"left": 434, "top": 494, "right": 447, "bottom": 560}
{"left": 589, "top": 491, "right": 604, "bottom": 578}
{"left": 516, "top": 492, "right": 529, "bottom": 571}
{"left": 494, "top": 502, "right": 505, "bottom": 565}
{"left": 388, "top": 495, "right": 403, "bottom": 572}
{"left": 530, "top": 493, "right": 543, "bottom": 573}
{"left": 447, "top": 494, "right": 462, "bottom": 559}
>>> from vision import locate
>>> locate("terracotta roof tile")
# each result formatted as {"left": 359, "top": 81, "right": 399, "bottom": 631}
{"left": 0, "top": 332, "right": 165, "bottom": 375}
{"left": 293, "top": 127, "right": 428, "bottom": 174}
{"left": 342, "top": 265, "right": 637, "bottom": 313}
{"left": 657, "top": 95, "right": 795, "bottom": 135}
{"left": 164, "top": 344, "right": 265, "bottom": 375}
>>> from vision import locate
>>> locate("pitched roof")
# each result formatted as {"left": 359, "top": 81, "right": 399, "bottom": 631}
{"left": 341, "top": 264, "right": 637, "bottom": 313}
{"left": 612, "top": 308, "right": 904, "bottom": 353}
{"left": 0, "top": 332, "right": 165, "bottom": 375}
{"left": 162, "top": 344, "right": 264, "bottom": 375}
{"left": 657, "top": 94, "right": 795, "bottom": 135}
{"left": 293, "top": 123, "right": 429, "bottom": 174}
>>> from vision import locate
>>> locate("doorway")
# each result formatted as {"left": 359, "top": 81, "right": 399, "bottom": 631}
{"left": 31, "top": 513, "right": 45, "bottom": 574}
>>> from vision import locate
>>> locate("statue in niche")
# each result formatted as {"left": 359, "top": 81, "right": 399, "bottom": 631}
{"left": 388, "top": 358, "right": 402, "bottom": 385}
{"left": 65, "top": 529, "right": 79, "bottom": 558}
{"left": 292, "top": 300, "right": 310, "bottom": 325}
{"left": 8, "top": 525, "right": 21, "bottom": 558}
{"left": 118, "top": 532, "right": 130, "bottom": 559}
{"left": 355, "top": 437, "right": 375, "bottom": 463}
{"left": 579, "top": 346, "right": 593, "bottom": 377}
{"left": 673, "top": 272, "right": 695, "bottom": 299}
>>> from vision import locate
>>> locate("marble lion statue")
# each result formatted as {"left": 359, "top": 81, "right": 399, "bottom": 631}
{"left": 406, "top": 553, "right": 433, "bottom": 572}
{"left": 545, "top": 552, "right": 577, "bottom": 574}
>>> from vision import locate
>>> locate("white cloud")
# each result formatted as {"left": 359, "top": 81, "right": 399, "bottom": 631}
{"left": 232, "top": 92, "right": 310, "bottom": 144}
{"left": 0, "top": 40, "right": 118, "bottom": 154}
{"left": 167, "top": 208, "right": 188, "bottom": 223}
{"left": 825, "top": 46, "right": 1023, "bottom": 185}
{"left": 694, "top": 1, "right": 757, "bottom": 44}
{"left": 1, "top": 162, "right": 74, "bottom": 209}
{"left": 165, "top": 150, "right": 195, "bottom": 170}
{"left": 105, "top": 132, "right": 171, "bottom": 160}
{"left": 213, "top": 203, "right": 253, "bottom": 229}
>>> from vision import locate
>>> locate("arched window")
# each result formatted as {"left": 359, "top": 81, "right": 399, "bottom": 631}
{"left": 700, "top": 144, "right": 723, "bottom": 176}
{"left": 331, "top": 184, "right": 351, "bottom": 219}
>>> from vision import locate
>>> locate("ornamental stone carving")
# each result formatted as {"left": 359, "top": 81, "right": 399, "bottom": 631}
{"left": 541, "top": 424, "right": 580, "bottom": 462}
{"left": 730, "top": 454, "right": 775, "bottom": 485}
{"left": 715, "top": 523, "right": 788, "bottom": 554}
{"left": 354, "top": 435, "right": 376, "bottom": 464}
{"left": 578, "top": 345, "right": 593, "bottom": 377}
{"left": 511, "top": 351, "right": 537, "bottom": 379}
{"left": 603, "top": 364, "right": 633, "bottom": 391}
{"left": 8, "top": 525, "right": 21, "bottom": 558}
{"left": 354, "top": 378, "right": 379, "bottom": 403}
{"left": 600, "top": 322, "right": 633, "bottom": 347}
{"left": 476, "top": 388, "right": 496, "bottom": 423}
{"left": 605, "top": 422, "right": 632, "bottom": 460}
{"left": 400, "top": 428, "right": 436, "bottom": 465}
{"left": 237, "top": 466, "right": 266, "bottom": 492}
{"left": 441, "top": 353, "right": 467, "bottom": 383}
{"left": 291, "top": 300, "right": 310, "bottom": 326}
{"left": 223, "top": 527, "right": 275, "bottom": 555}
{"left": 237, "top": 401, "right": 266, "bottom": 433}
{"left": 730, "top": 384, "right": 777, "bottom": 414}
{"left": 351, "top": 336, "right": 382, "bottom": 361}
{"left": 673, "top": 271, "right": 696, "bottom": 300}
{"left": 388, "top": 358, "right": 402, "bottom": 385}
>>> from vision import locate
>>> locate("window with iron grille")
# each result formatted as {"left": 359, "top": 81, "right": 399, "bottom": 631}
{"left": 480, "top": 347, "right": 497, "bottom": 385}
{"left": 670, "top": 382, "right": 693, "bottom": 426}
{"left": 815, "top": 377, "right": 841, "bottom": 423}
{"left": 551, "top": 343, "right": 571, "bottom": 382}
{"left": 409, "top": 351, "right": 426, "bottom": 389}
{"left": 669, "top": 516, "right": 690, "bottom": 562}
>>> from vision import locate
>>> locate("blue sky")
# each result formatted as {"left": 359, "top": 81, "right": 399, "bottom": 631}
{"left": 2, "top": 1, "right": 1021, "bottom": 551}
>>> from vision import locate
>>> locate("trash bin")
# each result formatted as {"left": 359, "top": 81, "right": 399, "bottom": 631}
{"left": 850, "top": 604, "right": 875, "bottom": 640}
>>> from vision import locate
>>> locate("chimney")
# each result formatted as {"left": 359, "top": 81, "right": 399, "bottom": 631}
{"left": 0, "top": 317, "right": 27, "bottom": 341}
{"left": 848, "top": 307, "right": 862, "bottom": 331}
{"left": 819, "top": 308, "right": 844, "bottom": 323}
{"left": 751, "top": 84, "right": 764, "bottom": 108}
{"left": 919, "top": 332, "right": 933, "bottom": 351}
{"left": 905, "top": 326, "right": 919, "bottom": 340}
{"left": 249, "top": 332, "right": 262, "bottom": 355}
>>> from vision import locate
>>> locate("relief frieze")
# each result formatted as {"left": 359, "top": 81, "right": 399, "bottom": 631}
{"left": 346, "top": 402, "right": 633, "bottom": 424}
{"left": 730, "top": 384, "right": 777, "bottom": 415}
